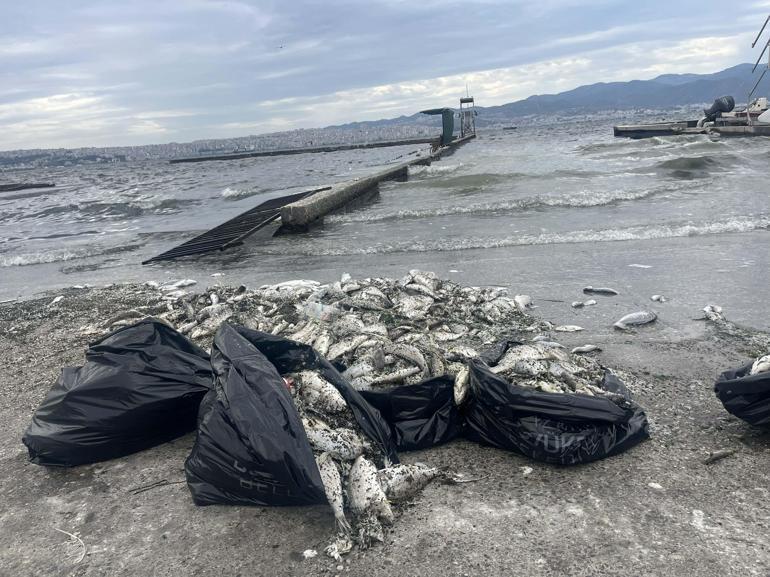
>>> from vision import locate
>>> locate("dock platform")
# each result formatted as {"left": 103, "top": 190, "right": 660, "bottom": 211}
{"left": 614, "top": 121, "right": 770, "bottom": 138}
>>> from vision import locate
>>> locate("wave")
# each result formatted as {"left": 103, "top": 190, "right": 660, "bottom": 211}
{"left": 407, "top": 163, "right": 462, "bottom": 177}
{"left": 655, "top": 155, "right": 726, "bottom": 171}
{"left": 221, "top": 186, "right": 264, "bottom": 200}
{"left": 0, "top": 242, "right": 143, "bottom": 268}
{"left": 327, "top": 184, "right": 680, "bottom": 224}
{"left": 21, "top": 198, "right": 199, "bottom": 221}
{"left": 270, "top": 215, "right": 770, "bottom": 256}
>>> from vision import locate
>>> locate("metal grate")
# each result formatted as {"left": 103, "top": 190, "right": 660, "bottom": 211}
{"left": 141, "top": 187, "right": 329, "bottom": 264}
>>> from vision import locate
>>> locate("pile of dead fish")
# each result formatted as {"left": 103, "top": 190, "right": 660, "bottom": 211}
{"left": 85, "top": 271, "right": 627, "bottom": 404}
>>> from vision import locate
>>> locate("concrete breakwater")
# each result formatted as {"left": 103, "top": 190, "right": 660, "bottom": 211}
{"left": 168, "top": 138, "right": 439, "bottom": 164}
{"left": 280, "top": 134, "right": 475, "bottom": 230}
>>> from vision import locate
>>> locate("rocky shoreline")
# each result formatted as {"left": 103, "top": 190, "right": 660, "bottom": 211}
{"left": 1, "top": 279, "right": 769, "bottom": 577}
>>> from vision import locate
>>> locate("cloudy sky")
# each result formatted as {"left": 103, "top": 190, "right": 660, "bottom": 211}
{"left": 2, "top": 0, "right": 769, "bottom": 150}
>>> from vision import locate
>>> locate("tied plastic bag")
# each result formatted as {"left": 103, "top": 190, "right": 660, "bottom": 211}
{"left": 22, "top": 319, "right": 213, "bottom": 467}
{"left": 184, "top": 323, "right": 398, "bottom": 506}
{"left": 715, "top": 362, "right": 770, "bottom": 426}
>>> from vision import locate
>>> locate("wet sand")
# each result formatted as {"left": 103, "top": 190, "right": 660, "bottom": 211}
{"left": 1, "top": 281, "right": 769, "bottom": 576}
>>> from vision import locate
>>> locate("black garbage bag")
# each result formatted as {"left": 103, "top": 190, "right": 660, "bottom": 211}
{"left": 184, "top": 323, "right": 398, "bottom": 506}
{"left": 22, "top": 319, "right": 213, "bottom": 467}
{"left": 464, "top": 359, "right": 649, "bottom": 465}
{"left": 715, "top": 363, "right": 770, "bottom": 426}
{"left": 360, "top": 375, "right": 462, "bottom": 451}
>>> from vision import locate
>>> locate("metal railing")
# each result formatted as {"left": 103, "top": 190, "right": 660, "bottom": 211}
{"left": 748, "top": 14, "right": 770, "bottom": 126}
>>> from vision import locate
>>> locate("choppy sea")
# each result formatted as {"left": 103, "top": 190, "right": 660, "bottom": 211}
{"left": 2, "top": 116, "right": 768, "bottom": 335}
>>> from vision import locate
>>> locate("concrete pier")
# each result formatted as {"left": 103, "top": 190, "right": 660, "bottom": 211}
{"left": 280, "top": 134, "right": 475, "bottom": 230}
{"left": 169, "top": 137, "right": 439, "bottom": 164}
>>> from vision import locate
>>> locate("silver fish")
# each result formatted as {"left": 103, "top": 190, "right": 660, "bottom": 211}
{"left": 571, "top": 344, "right": 602, "bottom": 354}
{"left": 613, "top": 311, "right": 657, "bottom": 330}
{"left": 370, "top": 366, "right": 421, "bottom": 386}
{"left": 347, "top": 456, "right": 394, "bottom": 523}
{"left": 454, "top": 365, "right": 470, "bottom": 405}
{"left": 513, "top": 294, "right": 534, "bottom": 312}
{"left": 383, "top": 342, "right": 427, "bottom": 372}
{"left": 327, "top": 334, "right": 368, "bottom": 361}
{"left": 376, "top": 463, "right": 441, "bottom": 502}
{"left": 554, "top": 325, "right": 584, "bottom": 332}
{"left": 703, "top": 304, "right": 724, "bottom": 321}
{"left": 583, "top": 286, "right": 619, "bottom": 296}
{"left": 651, "top": 294, "right": 667, "bottom": 303}
{"left": 751, "top": 355, "right": 770, "bottom": 375}
{"left": 302, "top": 418, "right": 365, "bottom": 461}
{"left": 296, "top": 371, "right": 348, "bottom": 414}
{"left": 315, "top": 452, "right": 351, "bottom": 534}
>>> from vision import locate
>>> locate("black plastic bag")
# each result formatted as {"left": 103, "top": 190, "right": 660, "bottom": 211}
{"left": 360, "top": 376, "right": 462, "bottom": 451}
{"left": 464, "top": 359, "right": 649, "bottom": 465}
{"left": 22, "top": 319, "right": 213, "bottom": 467}
{"left": 715, "top": 363, "right": 770, "bottom": 426}
{"left": 184, "top": 324, "right": 398, "bottom": 506}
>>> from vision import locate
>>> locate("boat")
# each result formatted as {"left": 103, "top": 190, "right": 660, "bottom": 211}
{"left": 613, "top": 97, "right": 770, "bottom": 138}
{"left": 614, "top": 14, "right": 770, "bottom": 139}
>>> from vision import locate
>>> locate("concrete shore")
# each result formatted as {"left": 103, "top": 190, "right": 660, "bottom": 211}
{"left": 1, "top": 281, "right": 769, "bottom": 576}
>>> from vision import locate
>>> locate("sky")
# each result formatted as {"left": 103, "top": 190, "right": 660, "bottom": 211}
{"left": 1, "top": 0, "right": 769, "bottom": 150}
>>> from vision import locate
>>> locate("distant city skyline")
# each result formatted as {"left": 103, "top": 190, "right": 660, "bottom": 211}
{"left": 2, "top": 0, "right": 769, "bottom": 150}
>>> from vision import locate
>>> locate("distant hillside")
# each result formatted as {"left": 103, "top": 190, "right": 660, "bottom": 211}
{"left": 480, "top": 64, "right": 769, "bottom": 119}
{"left": 328, "top": 63, "right": 770, "bottom": 130}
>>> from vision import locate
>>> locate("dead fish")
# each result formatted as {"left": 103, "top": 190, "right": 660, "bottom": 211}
{"left": 613, "top": 311, "right": 657, "bottom": 330}
{"left": 554, "top": 325, "right": 584, "bottom": 332}
{"left": 445, "top": 346, "right": 479, "bottom": 362}
{"left": 376, "top": 463, "right": 441, "bottom": 502}
{"left": 571, "top": 301, "right": 585, "bottom": 308}
{"left": 383, "top": 343, "right": 426, "bottom": 372}
{"left": 583, "top": 299, "right": 597, "bottom": 306}
{"left": 513, "top": 294, "right": 534, "bottom": 312}
{"left": 703, "top": 304, "right": 724, "bottom": 322}
{"left": 571, "top": 344, "right": 602, "bottom": 354}
{"left": 331, "top": 315, "right": 366, "bottom": 338}
{"left": 404, "top": 282, "right": 438, "bottom": 299}
{"left": 583, "top": 286, "right": 618, "bottom": 296}
{"left": 347, "top": 456, "right": 394, "bottom": 524}
{"left": 160, "top": 279, "right": 197, "bottom": 291}
{"left": 313, "top": 331, "right": 333, "bottom": 357}
{"left": 370, "top": 366, "right": 421, "bottom": 386}
{"left": 327, "top": 334, "right": 369, "bottom": 361}
{"left": 651, "top": 294, "right": 667, "bottom": 303}
{"left": 454, "top": 365, "right": 470, "bottom": 405}
{"left": 751, "top": 355, "right": 770, "bottom": 375}
{"left": 511, "top": 359, "right": 550, "bottom": 377}
{"left": 296, "top": 371, "right": 348, "bottom": 414}
{"left": 315, "top": 452, "right": 351, "bottom": 534}
{"left": 302, "top": 418, "right": 365, "bottom": 461}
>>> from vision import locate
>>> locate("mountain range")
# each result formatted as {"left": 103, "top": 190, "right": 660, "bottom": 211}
{"left": 336, "top": 63, "right": 770, "bottom": 129}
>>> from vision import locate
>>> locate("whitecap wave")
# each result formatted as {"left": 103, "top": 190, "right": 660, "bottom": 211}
{"left": 269, "top": 215, "right": 770, "bottom": 256}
